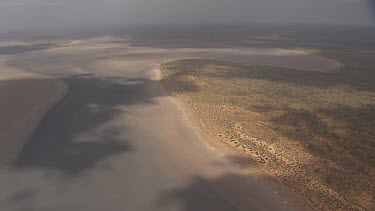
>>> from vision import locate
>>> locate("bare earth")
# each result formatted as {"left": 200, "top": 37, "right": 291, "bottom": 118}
{"left": 0, "top": 37, "right": 340, "bottom": 211}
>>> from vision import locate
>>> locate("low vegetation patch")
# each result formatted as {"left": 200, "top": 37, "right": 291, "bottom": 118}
{"left": 160, "top": 59, "right": 374, "bottom": 210}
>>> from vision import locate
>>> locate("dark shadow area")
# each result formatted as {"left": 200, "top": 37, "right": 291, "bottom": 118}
{"left": 0, "top": 77, "right": 67, "bottom": 172}
{"left": 182, "top": 59, "right": 374, "bottom": 92}
{"left": 158, "top": 175, "right": 238, "bottom": 211}
{"left": 161, "top": 73, "right": 200, "bottom": 93}
{"left": 11, "top": 72, "right": 199, "bottom": 176}
{"left": 13, "top": 75, "right": 135, "bottom": 175}
{"left": 224, "top": 155, "right": 259, "bottom": 169}
{"left": 0, "top": 44, "right": 54, "bottom": 55}
{"left": 267, "top": 105, "right": 375, "bottom": 163}
{"left": 7, "top": 188, "right": 38, "bottom": 203}
{"left": 157, "top": 156, "right": 288, "bottom": 211}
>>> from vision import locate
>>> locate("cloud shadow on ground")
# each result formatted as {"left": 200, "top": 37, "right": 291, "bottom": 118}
{"left": 11, "top": 70, "right": 199, "bottom": 176}
{"left": 0, "top": 44, "right": 54, "bottom": 55}
{"left": 157, "top": 155, "right": 288, "bottom": 211}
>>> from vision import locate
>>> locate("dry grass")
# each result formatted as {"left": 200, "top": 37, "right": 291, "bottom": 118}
{"left": 160, "top": 59, "right": 375, "bottom": 210}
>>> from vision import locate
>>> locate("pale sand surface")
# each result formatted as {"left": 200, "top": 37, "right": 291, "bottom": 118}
{"left": 0, "top": 57, "right": 68, "bottom": 174}
{"left": 0, "top": 37, "right": 340, "bottom": 210}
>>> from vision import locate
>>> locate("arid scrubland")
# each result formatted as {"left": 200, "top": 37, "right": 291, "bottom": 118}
{"left": 160, "top": 58, "right": 374, "bottom": 210}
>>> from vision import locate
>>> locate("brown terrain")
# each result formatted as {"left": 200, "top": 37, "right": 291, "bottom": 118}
{"left": 160, "top": 59, "right": 375, "bottom": 210}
